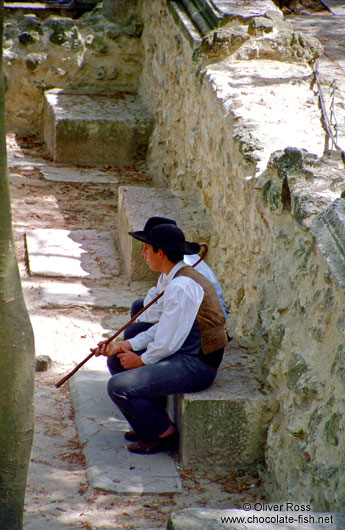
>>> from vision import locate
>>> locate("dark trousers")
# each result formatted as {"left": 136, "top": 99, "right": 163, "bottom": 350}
{"left": 123, "top": 298, "right": 153, "bottom": 345}
{"left": 106, "top": 299, "right": 218, "bottom": 441}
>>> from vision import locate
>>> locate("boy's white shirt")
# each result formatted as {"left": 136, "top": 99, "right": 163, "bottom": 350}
{"left": 128, "top": 261, "right": 204, "bottom": 365}
{"left": 136, "top": 254, "right": 228, "bottom": 323}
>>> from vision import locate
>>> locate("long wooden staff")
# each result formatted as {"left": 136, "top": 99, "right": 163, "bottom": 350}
{"left": 55, "top": 243, "right": 208, "bottom": 388}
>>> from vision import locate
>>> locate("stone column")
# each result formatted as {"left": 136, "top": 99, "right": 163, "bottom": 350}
{"left": 103, "top": 0, "right": 139, "bottom": 23}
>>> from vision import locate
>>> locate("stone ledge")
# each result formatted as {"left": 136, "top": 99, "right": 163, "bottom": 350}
{"left": 168, "top": 0, "right": 281, "bottom": 48}
{"left": 117, "top": 185, "right": 211, "bottom": 281}
{"left": 311, "top": 198, "right": 345, "bottom": 291}
{"left": 168, "top": 1, "right": 202, "bottom": 48}
{"left": 167, "top": 343, "right": 277, "bottom": 471}
{"left": 190, "top": 0, "right": 280, "bottom": 26}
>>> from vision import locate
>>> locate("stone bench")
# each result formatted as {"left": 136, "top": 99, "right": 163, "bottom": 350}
{"left": 117, "top": 185, "right": 211, "bottom": 281}
{"left": 168, "top": 341, "right": 277, "bottom": 471}
{"left": 43, "top": 89, "right": 154, "bottom": 165}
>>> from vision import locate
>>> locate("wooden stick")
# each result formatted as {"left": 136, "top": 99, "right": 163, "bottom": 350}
{"left": 55, "top": 243, "right": 208, "bottom": 388}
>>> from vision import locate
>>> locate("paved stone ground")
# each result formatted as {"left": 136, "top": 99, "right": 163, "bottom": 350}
{"left": 70, "top": 369, "right": 182, "bottom": 495}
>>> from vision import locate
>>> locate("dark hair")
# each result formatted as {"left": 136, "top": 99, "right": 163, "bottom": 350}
{"left": 152, "top": 245, "right": 184, "bottom": 263}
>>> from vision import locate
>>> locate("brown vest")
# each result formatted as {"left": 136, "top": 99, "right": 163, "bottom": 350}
{"left": 175, "top": 265, "right": 228, "bottom": 355}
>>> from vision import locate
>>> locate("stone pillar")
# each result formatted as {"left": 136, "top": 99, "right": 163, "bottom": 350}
{"left": 103, "top": 0, "right": 139, "bottom": 23}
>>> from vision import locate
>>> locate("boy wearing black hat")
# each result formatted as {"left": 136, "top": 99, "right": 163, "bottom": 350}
{"left": 95, "top": 221, "right": 228, "bottom": 454}
{"left": 122, "top": 216, "right": 228, "bottom": 341}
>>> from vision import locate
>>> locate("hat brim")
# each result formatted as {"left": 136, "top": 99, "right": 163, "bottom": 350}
{"left": 128, "top": 230, "right": 150, "bottom": 244}
{"left": 180, "top": 241, "right": 201, "bottom": 255}
{"left": 128, "top": 231, "right": 200, "bottom": 255}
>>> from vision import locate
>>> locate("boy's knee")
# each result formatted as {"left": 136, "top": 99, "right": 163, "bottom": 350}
{"left": 107, "top": 371, "right": 140, "bottom": 400}
{"left": 130, "top": 298, "right": 144, "bottom": 318}
{"left": 107, "top": 374, "right": 124, "bottom": 399}
{"left": 123, "top": 323, "right": 138, "bottom": 340}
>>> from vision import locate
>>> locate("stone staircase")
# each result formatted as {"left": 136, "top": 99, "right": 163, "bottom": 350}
{"left": 25, "top": 83, "right": 275, "bottom": 478}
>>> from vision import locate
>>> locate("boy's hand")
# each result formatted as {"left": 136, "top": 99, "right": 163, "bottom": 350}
{"left": 118, "top": 351, "right": 145, "bottom": 370}
{"left": 93, "top": 340, "right": 132, "bottom": 358}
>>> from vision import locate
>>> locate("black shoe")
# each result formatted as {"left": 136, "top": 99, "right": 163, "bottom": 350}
{"left": 127, "top": 431, "right": 179, "bottom": 454}
{"left": 124, "top": 430, "right": 139, "bottom": 442}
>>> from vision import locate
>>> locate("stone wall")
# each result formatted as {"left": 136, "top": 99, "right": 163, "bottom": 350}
{"left": 253, "top": 152, "right": 345, "bottom": 510}
{"left": 3, "top": 3, "right": 143, "bottom": 133}
{"left": 138, "top": 0, "right": 345, "bottom": 511}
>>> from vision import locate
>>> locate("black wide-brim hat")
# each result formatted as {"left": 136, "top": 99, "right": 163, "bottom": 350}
{"left": 128, "top": 216, "right": 177, "bottom": 242}
{"left": 129, "top": 221, "right": 200, "bottom": 255}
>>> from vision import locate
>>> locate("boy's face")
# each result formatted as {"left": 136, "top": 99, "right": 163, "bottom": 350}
{"left": 142, "top": 243, "right": 162, "bottom": 271}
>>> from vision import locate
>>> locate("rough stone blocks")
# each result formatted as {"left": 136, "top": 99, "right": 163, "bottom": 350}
{"left": 43, "top": 89, "right": 154, "bottom": 165}
{"left": 168, "top": 350, "right": 277, "bottom": 471}
{"left": 117, "top": 186, "right": 211, "bottom": 281}
{"left": 311, "top": 198, "right": 345, "bottom": 290}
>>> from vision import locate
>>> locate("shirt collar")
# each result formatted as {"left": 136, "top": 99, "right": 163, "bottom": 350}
{"left": 165, "top": 260, "right": 186, "bottom": 283}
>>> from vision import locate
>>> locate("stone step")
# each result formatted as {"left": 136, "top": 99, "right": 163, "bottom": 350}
{"left": 36, "top": 279, "right": 151, "bottom": 310}
{"left": 69, "top": 369, "right": 182, "bottom": 494}
{"left": 117, "top": 185, "right": 211, "bottom": 281}
{"left": 25, "top": 228, "right": 120, "bottom": 279}
{"left": 167, "top": 342, "right": 277, "bottom": 471}
{"left": 43, "top": 89, "right": 154, "bottom": 165}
